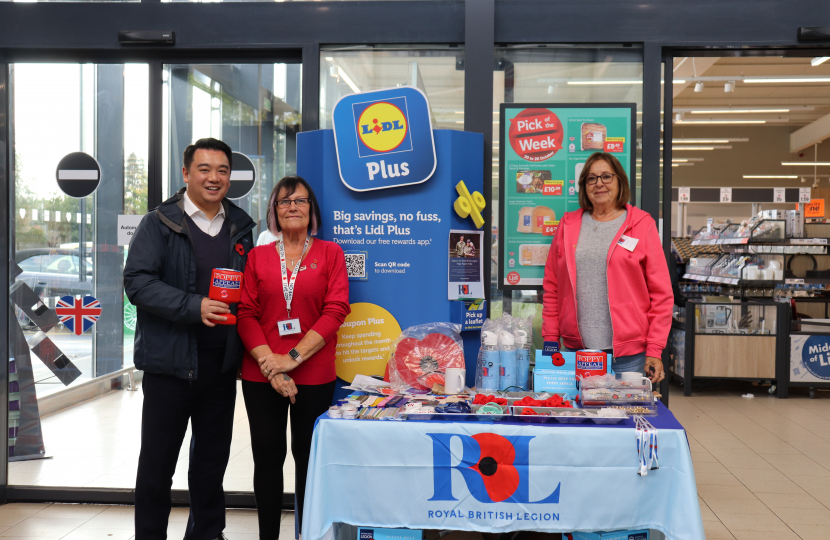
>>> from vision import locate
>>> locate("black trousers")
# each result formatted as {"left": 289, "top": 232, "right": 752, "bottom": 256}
{"left": 241, "top": 379, "right": 335, "bottom": 540}
{"left": 135, "top": 371, "right": 237, "bottom": 540}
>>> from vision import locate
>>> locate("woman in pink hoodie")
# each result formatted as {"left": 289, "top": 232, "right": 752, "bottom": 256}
{"left": 542, "top": 152, "right": 672, "bottom": 384}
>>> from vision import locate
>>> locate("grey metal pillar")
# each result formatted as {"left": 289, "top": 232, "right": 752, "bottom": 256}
{"left": 641, "top": 43, "right": 662, "bottom": 220}
{"left": 301, "top": 45, "right": 319, "bottom": 133}
{"left": 169, "top": 66, "right": 192, "bottom": 195}
{"left": 94, "top": 64, "right": 125, "bottom": 377}
{"left": 1, "top": 59, "right": 11, "bottom": 501}
{"left": 464, "top": 0, "right": 494, "bottom": 310}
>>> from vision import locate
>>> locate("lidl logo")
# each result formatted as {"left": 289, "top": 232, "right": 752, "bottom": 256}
{"left": 333, "top": 86, "right": 436, "bottom": 192}
{"left": 357, "top": 101, "right": 410, "bottom": 154}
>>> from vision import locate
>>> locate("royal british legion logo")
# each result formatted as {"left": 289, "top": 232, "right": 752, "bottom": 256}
{"left": 427, "top": 432, "right": 560, "bottom": 504}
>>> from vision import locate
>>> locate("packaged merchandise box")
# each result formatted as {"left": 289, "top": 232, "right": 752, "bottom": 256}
{"left": 359, "top": 528, "right": 423, "bottom": 540}
{"left": 570, "top": 530, "right": 648, "bottom": 540}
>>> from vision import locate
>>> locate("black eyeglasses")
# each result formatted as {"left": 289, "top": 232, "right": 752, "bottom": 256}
{"left": 586, "top": 173, "right": 617, "bottom": 186}
{"left": 277, "top": 198, "right": 310, "bottom": 208}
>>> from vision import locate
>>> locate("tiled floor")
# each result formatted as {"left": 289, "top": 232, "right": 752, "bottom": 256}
{"left": 3, "top": 381, "right": 830, "bottom": 539}
{"left": 0, "top": 503, "right": 294, "bottom": 539}
{"left": 669, "top": 384, "right": 830, "bottom": 540}
{"left": 9, "top": 382, "right": 295, "bottom": 493}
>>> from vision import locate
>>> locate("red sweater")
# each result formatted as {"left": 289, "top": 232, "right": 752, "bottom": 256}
{"left": 237, "top": 239, "right": 351, "bottom": 385}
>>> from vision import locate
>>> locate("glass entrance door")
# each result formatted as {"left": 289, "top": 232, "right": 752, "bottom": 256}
{"left": 9, "top": 62, "right": 149, "bottom": 484}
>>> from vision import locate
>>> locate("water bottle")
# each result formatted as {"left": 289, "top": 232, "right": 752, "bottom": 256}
{"left": 479, "top": 331, "right": 500, "bottom": 391}
{"left": 499, "top": 332, "right": 518, "bottom": 390}
{"left": 514, "top": 329, "right": 531, "bottom": 391}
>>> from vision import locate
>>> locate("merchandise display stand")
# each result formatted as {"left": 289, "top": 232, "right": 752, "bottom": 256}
{"left": 671, "top": 300, "right": 789, "bottom": 397}
{"left": 302, "top": 403, "right": 704, "bottom": 540}
{"left": 676, "top": 221, "right": 830, "bottom": 397}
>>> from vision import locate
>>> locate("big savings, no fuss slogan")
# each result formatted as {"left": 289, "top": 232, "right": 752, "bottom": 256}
{"left": 332, "top": 86, "right": 437, "bottom": 192}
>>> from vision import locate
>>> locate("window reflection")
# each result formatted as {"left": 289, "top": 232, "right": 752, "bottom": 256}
{"left": 320, "top": 47, "right": 465, "bottom": 132}
{"left": 163, "top": 63, "right": 302, "bottom": 241}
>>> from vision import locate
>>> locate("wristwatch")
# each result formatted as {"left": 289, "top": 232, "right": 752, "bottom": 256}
{"left": 288, "top": 348, "right": 303, "bottom": 364}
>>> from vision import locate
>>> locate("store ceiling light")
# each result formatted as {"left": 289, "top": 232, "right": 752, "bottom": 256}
{"left": 743, "top": 175, "right": 799, "bottom": 179}
{"left": 566, "top": 80, "right": 643, "bottom": 85}
{"left": 744, "top": 77, "right": 830, "bottom": 83}
{"left": 724, "top": 81, "right": 735, "bottom": 93}
{"left": 675, "top": 112, "right": 683, "bottom": 122}
{"left": 812, "top": 57, "right": 830, "bottom": 66}
{"left": 334, "top": 67, "right": 360, "bottom": 93}
{"left": 694, "top": 82, "right": 704, "bottom": 92}
{"left": 672, "top": 138, "right": 748, "bottom": 143}
{"left": 782, "top": 162, "right": 830, "bottom": 166}
{"left": 689, "top": 109, "right": 790, "bottom": 114}
{"left": 675, "top": 120, "right": 767, "bottom": 124}
{"left": 673, "top": 79, "right": 687, "bottom": 84}
{"left": 673, "top": 147, "right": 716, "bottom": 150}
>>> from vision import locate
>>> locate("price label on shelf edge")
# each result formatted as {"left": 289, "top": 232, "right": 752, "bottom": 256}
{"left": 678, "top": 187, "right": 691, "bottom": 203}
{"left": 774, "top": 187, "right": 786, "bottom": 203}
{"left": 720, "top": 187, "right": 732, "bottom": 203}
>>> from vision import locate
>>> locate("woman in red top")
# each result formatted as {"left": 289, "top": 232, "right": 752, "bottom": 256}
{"left": 237, "top": 175, "right": 350, "bottom": 539}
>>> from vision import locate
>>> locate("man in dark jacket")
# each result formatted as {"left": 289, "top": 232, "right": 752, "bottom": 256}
{"left": 124, "top": 138, "right": 255, "bottom": 540}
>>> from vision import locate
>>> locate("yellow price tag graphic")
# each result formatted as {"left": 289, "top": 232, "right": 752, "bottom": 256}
{"left": 453, "top": 180, "right": 486, "bottom": 229}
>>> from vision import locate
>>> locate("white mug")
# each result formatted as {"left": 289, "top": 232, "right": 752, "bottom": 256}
{"left": 444, "top": 368, "right": 466, "bottom": 394}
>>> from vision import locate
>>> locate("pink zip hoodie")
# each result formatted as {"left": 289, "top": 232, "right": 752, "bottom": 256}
{"left": 542, "top": 204, "right": 673, "bottom": 358}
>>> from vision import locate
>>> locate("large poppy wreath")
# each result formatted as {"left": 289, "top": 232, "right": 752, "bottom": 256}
{"left": 391, "top": 333, "right": 465, "bottom": 391}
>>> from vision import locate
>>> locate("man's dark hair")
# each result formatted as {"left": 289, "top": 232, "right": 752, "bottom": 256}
{"left": 183, "top": 138, "right": 233, "bottom": 171}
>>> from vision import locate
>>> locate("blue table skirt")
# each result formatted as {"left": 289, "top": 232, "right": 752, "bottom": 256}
{"left": 303, "top": 402, "right": 704, "bottom": 540}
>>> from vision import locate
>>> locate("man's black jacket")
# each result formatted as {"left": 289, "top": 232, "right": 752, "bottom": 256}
{"left": 124, "top": 188, "right": 256, "bottom": 380}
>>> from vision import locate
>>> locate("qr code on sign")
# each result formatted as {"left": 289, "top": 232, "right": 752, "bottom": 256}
{"left": 344, "top": 251, "right": 368, "bottom": 281}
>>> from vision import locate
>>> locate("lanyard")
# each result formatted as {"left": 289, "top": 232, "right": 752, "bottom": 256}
{"left": 278, "top": 234, "right": 309, "bottom": 318}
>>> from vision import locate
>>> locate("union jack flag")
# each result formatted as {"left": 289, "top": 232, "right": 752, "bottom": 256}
{"left": 55, "top": 295, "right": 102, "bottom": 336}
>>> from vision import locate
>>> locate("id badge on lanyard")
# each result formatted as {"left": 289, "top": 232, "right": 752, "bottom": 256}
{"left": 277, "top": 235, "right": 309, "bottom": 336}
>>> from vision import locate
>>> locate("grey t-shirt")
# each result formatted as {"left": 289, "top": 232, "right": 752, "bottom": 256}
{"left": 575, "top": 210, "right": 626, "bottom": 350}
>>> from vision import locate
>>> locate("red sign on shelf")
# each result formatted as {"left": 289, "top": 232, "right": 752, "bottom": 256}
{"left": 542, "top": 181, "right": 563, "bottom": 196}
{"left": 604, "top": 138, "right": 625, "bottom": 153}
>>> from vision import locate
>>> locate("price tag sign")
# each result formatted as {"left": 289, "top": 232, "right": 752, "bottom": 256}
{"left": 604, "top": 137, "right": 625, "bottom": 153}
{"left": 542, "top": 180, "right": 563, "bottom": 196}
{"left": 542, "top": 219, "right": 559, "bottom": 236}
{"left": 800, "top": 187, "right": 811, "bottom": 203}
{"left": 720, "top": 187, "right": 733, "bottom": 203}
{"left": 679, "top": 187, "right": 691, "bottom": 203}
{"left": 805, "top": 199, "right": 825, "bottom": 218}
{"left": 774, "top": 187, "right": 786, "bottom": 203}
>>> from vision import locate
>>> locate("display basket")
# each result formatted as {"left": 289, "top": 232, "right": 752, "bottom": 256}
{"left": 511, "top": 406, "right": 629, "bottom": 424}
{"left": 402, "top": 403, "right": 511, "bottom": 422}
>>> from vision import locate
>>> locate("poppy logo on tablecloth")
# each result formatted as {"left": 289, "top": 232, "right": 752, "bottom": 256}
{"left": 427, "top": 433, "right": 560, "bottom": 504}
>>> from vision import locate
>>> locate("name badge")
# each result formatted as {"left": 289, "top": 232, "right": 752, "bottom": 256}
{"left": 278, "top": 318, "right": 301, "bottom": 336}
{"left": 617, "top": 235, "right": 639, "bottom": 252}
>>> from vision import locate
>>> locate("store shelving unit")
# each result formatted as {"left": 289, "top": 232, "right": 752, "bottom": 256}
{"left": 670, "top": 300, "right": 789, "bottom": 397}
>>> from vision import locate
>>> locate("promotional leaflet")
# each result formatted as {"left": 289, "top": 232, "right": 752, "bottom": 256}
{"left": 498, "top": 104, "right": 636, "bottom": 289}
{"left": 448, "top": 229, "right": 484, "bottom": 300}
